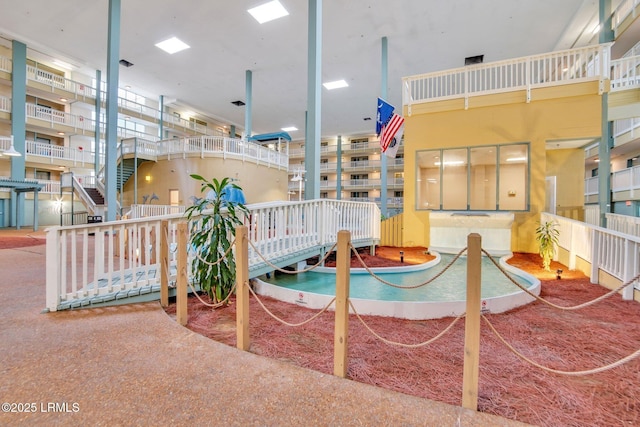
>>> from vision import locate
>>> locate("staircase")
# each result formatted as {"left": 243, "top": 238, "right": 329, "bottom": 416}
{"left": 84, "top": 187, "right": 104, "bottom": 205}
{"left": 116, "top": 158, "right": 145, "bottom": 191}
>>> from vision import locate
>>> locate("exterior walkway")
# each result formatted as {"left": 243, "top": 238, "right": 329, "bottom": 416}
{"left": 0, "top": 229, "right": 528, "bottom": 426}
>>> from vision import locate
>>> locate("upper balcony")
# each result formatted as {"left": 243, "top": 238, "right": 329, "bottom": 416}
{"left": 403, "top": 44, "right": 612, "bottom": 114}
{"left": 0, "top": 55, "right": 220, "bottom": 137}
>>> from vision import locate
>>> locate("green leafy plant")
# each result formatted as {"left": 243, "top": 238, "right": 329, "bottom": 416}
{"left": 185, "top": 175, "right": 248, "bottom": 303}
{"left": 535, "top": 220, "right": 559, "bottom": 271}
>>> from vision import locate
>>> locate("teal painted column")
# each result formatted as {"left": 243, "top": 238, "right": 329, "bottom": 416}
{"left": 10, "top": 40, "right": 27, "bottom": 228}
{"left": 245, "top": 70, "right": 252, "bottom": 138}
{"left": 94, "top": 69, "right": 102, "bottom": 176}
{"left": 159, "top": 95, "right": 164, "bottom": 140}
{"left": 380, "top": 36, "right": 388, "bottom": 216}
{"left": 598, "top": 0, "right": 613, "bottom": 226}
{"left": 305, "top": 0, "right": 322, "bottom": 200}
{"left": 104, "top": 0, "right": 121, "bottom": 221}
{"left": 230, "top": 125, "right": 236, "bottom": 138}
{"left": 336, "top": 135, "right": 342, "bottom": 199}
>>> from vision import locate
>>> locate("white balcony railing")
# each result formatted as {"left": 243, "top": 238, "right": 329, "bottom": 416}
{"left": 27, "top": 65, "right": 96, "bottom": 99}
{"left": 403, "top": 44, "right": 610, "bottom": 111}
{"left": 610, "top": 56, "right": 640, "bottom": 92}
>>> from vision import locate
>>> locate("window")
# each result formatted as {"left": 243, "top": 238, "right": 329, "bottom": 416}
{"left": 416, "top": 143, "right": 529, "bottom": 211}
{"left": 34, "top": 170, "right": 50, "bottom": 181}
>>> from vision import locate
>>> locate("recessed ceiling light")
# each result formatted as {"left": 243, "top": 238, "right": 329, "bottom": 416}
{"left": 155, "top": 37, "right": 190, "bottom": 54}
{"left": 57, "top": 132, "right": 65, "bottom": 136}
{"left": 59, "top": 98, "right": 68, "bottom": 102}
{"left": 282, "top": 126, "right": 298, "bottom": 132}
{"left": 323, "top": 80, "right": 348, "bottom": 90}
{"left": 248, "top": 0, "right": 289, "bottom": 24}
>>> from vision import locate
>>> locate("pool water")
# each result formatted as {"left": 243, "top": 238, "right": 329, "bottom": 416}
{"left": 260, "top": 254, "right": 533, "bottom": 302}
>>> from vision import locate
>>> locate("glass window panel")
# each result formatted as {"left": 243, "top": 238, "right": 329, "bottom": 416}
{"left": 498, "top": 144, "right": 528, "bottom": 210}
{"left": 416, "top": 150, "right": 440, "bottom": 210}
{"left": 470, "top": 146, "right": 497, "bottom": 210}
{"left": 442, "top": 148, "right": 468, "bottom": 210}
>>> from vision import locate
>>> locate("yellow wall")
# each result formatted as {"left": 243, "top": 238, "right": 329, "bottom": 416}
{"left": 121, "top": 156, "right": 288, "bottom": 206}
{"left": 546, "top": 148, "right": 585, "bottom": 211}
{"left": 403, "top": 84, "right": 601, "bottom": 253}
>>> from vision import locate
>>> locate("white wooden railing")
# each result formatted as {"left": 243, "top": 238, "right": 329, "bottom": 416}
{"left": 605, "top": 212, "right": 640, "bottom": 236}
{"left": 541, "top": 212, "right": 638, "bottom": 300}
{"left": 129, "top": 204, "right": 186, "bottom": 218}
{"left": 27, "top": 65, "right": 95, "bottom": 99}
{"left": 45, "top": 199, "right": 380, "bottom": 312}
{"left": 403, "top": 44, "right": 611, "bottom": 110}
{"left": 610, "top": 56, "right": 640, "bottom": 91}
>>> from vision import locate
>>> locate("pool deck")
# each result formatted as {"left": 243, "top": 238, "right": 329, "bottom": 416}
{"left": 0, "top": 228, "right": 530, "bottom": 426}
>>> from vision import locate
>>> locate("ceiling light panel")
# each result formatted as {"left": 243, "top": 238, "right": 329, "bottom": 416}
{"left": 282, "top": 126, "right": 297, "bottom": 132}
{"left": 248, "top": 1, "right": 289, "bottom": 24}
{"left": 323, "top": 80, "right": 348, "bottom": 90}
{"left": 155, "top": 37, "right": 190, "bottom": 54}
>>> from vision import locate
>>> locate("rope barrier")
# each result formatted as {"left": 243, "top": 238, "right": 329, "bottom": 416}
{"left": 187, "top": 280, "right": 237, "bottom": 308}
{"left": 191, "top": 237, "right": 236, "bottom": 267}
{"left": 482, "top": 249, "right": 640, "bottom": 310}
{"left": 482, "top": 315, "right": 640, "bottom": 376}
{"left": 248, "top": 285, "right": 336, "bottom": 327}
{"left": 247, "top": 240, "right": 338, "bottom": 274}
{"left": 349, "top": 244, "right": 467, "bottom": 289}
{"left": 348, "top": 299, "right": 465, "bottom": 348}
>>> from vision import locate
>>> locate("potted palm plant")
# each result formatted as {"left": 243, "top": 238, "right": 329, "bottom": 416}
{"left": 185, "top": 175, "right": 248, "bottom": 303}
{"left": 535, "top": 220, "right": 559, "bottom": 271}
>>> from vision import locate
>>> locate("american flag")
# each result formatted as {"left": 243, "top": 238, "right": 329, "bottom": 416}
{"left": 380, "top": 113, "right": 404, "bottom": 152}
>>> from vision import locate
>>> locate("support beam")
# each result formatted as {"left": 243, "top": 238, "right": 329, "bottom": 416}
{"left": 598, "top": 0, "right": 613, "bottom": 227}
{"left": 94, "top": 69, "right": 102, "bottom": 177}
{"left": 104, "top": 0, "right": 121, "bottom": 222}
{"left": 10, "top": 40, "right": 27, "bottom": 228}
{"left": 245, "top": 70, "right": 252, "bottom": 138}
{"left": 336, "top": 135, "right": 342, "bottom": 200}
{"left": 305, "top": 0, "right": 322, "bottom": 200}
{"left": 380, "top": 36, "right": 388, "bottom": 217}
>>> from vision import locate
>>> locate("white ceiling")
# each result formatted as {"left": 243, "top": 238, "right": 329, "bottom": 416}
{"left": 0, "top": 0, "right": 614, "bottom": 140}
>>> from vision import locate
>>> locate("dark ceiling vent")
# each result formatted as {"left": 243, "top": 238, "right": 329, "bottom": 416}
{"left": 363, "top": 117, "right": 372, "bottom": 121}
{"left": 464, "top": 55, "right": 484, "bottom": 65}
{"left": 119, "top": 59, "right": 134, "bottom": 67}
{"left": 231, "top": 100, "right": 245, "bottom": 106}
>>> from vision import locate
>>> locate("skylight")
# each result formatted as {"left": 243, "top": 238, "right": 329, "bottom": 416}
{"left": 281, "top": 126, "right": 298, "bottom": 132}
{"left": 155, "top": 37, "right": 190, "bottom": 54}
{"left": 248, "top": 1, "right": 289, "bottom": 24}
{"left": 323, "top": 80, "right": 348, "bottom": 90}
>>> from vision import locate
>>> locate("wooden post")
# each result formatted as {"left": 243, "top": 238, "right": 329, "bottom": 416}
{"left": 176, "top": 222, "right": 188, "bottom": 326}
{"left": 160, "top": 220, "right": 169, "bottom": 308}
{"left": 236, "top": 225, "right": 250, "bottom": 351}
{"left": 334, "top": 230, "right": 351, "bottom": 378}
{"left": 462, "top": 233, "right": 482, "bottom": 410}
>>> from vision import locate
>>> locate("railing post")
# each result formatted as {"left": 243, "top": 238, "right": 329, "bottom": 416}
{"left": 334, "top": 230, "right": 351, "bottom": 378}
{"left": 45, "top": 228, "right": 61, "bottom": 312}
{"left": 236, "top": 225, "right": 250, "bottom": 351}
{"left": 462, "top": 233, "right": 482, "bottom": 411}
{"left": 160, "top": 220, "right": 169, "bottom": 307}
{"left": 176, "top": 222, "right": 188, "bottom": 326}
{"left": 623, "top": 238, "right": 635, "bottom": 300}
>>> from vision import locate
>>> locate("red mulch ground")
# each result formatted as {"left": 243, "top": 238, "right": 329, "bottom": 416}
{"left": 166, "top": 249, "right": 640, "bottom": 427}
{"left": 0, "top": 234, "right": 46, "bottom": 249}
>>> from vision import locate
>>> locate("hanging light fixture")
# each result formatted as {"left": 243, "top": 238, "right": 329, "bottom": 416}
{"left": 3, "top": 135, "right": 22, "bottom": 157}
